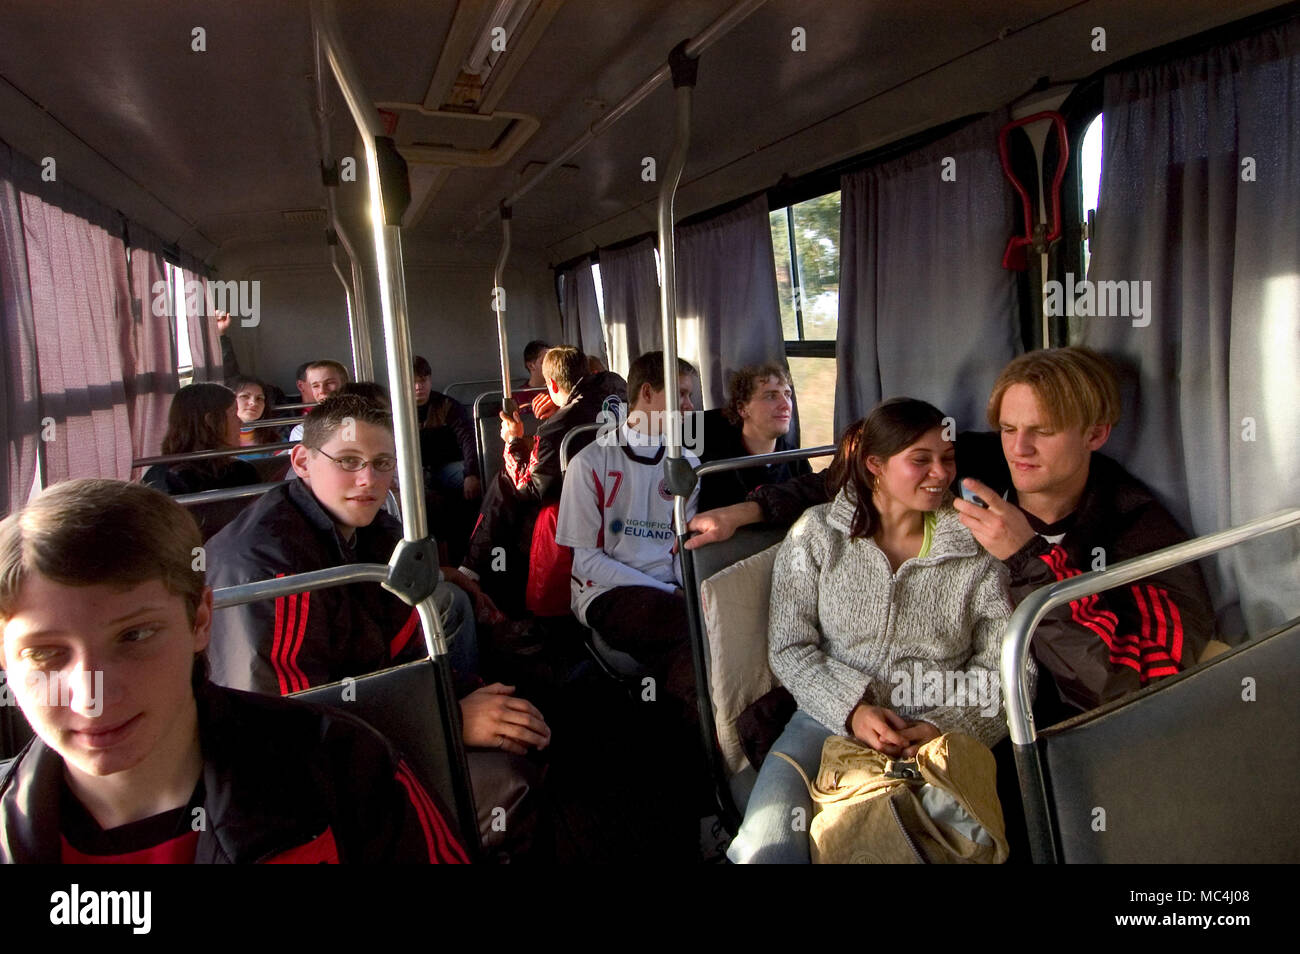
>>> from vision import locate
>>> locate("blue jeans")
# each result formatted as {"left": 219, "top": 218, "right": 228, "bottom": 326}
{"left": 429, "top": 460, "right": 466, "bottom": 498}
{"left": 726, "top": 709, "right": 833, "bottom": 864}
{"left": 435, "top": 580, "right": 480, "bottom": 679}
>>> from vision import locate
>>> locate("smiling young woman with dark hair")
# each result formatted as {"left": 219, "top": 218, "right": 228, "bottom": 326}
{"left": 727, "top": 397, "right": 1031, "bottom": 864}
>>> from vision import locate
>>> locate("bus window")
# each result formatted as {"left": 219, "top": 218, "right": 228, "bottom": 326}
{"left": 1080, "top": 113, "right": 1103, "bottom": 277}
{"left": 771, "top": 192, "right": 840, "bottom": 467}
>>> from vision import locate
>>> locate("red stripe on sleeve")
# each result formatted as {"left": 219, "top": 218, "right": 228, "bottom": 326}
{"left": 287, "top": 591, "right": 311, "bottom": 692}
{"left": 390, "top": 608, "right": 421, "bottom": 659}
{"left": 396, "top": 761, "right": 468, "bottom": 863}
{"left": 270, "top": 582, "right": 293, "bottom": 696}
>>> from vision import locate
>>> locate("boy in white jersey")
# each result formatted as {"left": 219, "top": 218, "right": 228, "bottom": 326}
{"left": 556, "top": 351, "right": 700, "bottom": 713}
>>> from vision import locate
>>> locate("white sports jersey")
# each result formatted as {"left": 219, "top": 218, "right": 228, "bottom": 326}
{"left": 556, "top": 421, "right": 700, "bottom": 625}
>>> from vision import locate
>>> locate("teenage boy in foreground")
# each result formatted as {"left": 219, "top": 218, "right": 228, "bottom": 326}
{"left": 0, "top": 479, "right": 465, "bottom": 863}
{"left": 687, "top": 347, "right": 1214, "bottom": 714}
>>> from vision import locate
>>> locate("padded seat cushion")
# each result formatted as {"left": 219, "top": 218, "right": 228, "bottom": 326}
{"left": 699, "top": 542, "right": 782, "bottom": 775}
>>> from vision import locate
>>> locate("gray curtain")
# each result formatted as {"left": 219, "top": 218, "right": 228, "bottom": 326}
{"left": 558, "top": 257, "right": 608, "bottom": 368}
{"left": 1083, "top": 21, "right": 1300, "bottom": 637}
{"left": 835, "top": 110, "right": 1020, "bottom": 434}
{"left": 0, "top": 144, "right": 39, "bottom": 511}
{"left": 599, "top": 237, "right": 660, "bottom": 377}
{"left": 675, "top": 196, "right": 787, "bottom": 412}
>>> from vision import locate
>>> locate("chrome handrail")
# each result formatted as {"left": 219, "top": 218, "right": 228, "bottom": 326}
{"left": 133, "top": 442, "right": 296, "bottom": 468}
{"left": 1002, "top": 506, "right": 1300, "bottom": 745}
{"left": 174, "top": 481, "right": 285, "bottom": 507}
{"left": 212, "top": 564, "right": 388, "bottom": 610}
{"left": 241, "top": 416, "right": 299, "bottom": 430}
{"left": 694, "top": 444, "right": 835, "bottom": 478}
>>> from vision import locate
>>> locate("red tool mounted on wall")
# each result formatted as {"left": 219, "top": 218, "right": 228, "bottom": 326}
{"left": 999, "top": 111, "right": 1070, "bottom": 270}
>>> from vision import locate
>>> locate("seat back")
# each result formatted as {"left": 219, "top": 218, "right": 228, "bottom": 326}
{"left": 473, "top": 390, "right": 546, "bottom": 484}
{"left": 0, "top": 705, "right": 34, "bottom": 762}
{"left": 186, "top": 495, "right": 262, "bottom": 541}
{"left": 250, "top": 455, "right": 291, "bottom": 483}
{"left": 1039, "top": 618, "right": 1300, "bottom": 862}
{"left": 291, "top": 658, "right": 467, "bottom": 846}
{"left": 698, "top": 541, "right": 783, "bottom": 775}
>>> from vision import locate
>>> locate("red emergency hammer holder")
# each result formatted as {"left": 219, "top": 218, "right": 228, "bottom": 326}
{"left": 999, "top": 111, "right": 1069, "bottom": 270}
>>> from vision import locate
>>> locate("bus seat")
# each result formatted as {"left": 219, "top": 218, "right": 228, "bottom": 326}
{"left": 1037, "top": 616, "right": 1300, "bottom": 862}
{"left": 0, "top": 705, "right": 34, "bottom": 762}
{"left": 291, "top": 658, "right": 471, "bottom": 850}
{"left": 473, "top": 391, "right": 545, "bottom": 485}
{"left": 250, "top": 455, "right": 291, "bottom": 483}
{"left": 699, "top": 541, "right": 783, "bottom": 779}
{"left": 188, "top": 496, "right": 261, "bottom": 542}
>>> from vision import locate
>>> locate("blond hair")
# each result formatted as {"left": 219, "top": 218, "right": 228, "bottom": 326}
{"left": 986, "top": 347, "right": 1120, "bottom": 432}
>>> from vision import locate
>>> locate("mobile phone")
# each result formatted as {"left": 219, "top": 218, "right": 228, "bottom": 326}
{"left": 960, "top": 484, "right": 989, "bottom": 509}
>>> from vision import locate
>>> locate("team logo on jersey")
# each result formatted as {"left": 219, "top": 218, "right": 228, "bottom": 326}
{"left": 610, "top": 518, "right": 624, "bottom": 535}
{"left": 657, "top": 479, "right": 672, "bottom": 501}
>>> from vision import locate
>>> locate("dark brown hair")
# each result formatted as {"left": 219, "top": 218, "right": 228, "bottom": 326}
{"left": 830, "top": 397, "right": 948, "bottom": 539}
{"left": 161, "top": 383, "right": 238, "bottom": 476}
{"left": 723, "top": 363, "right": 791, "bottom": 426}
{"left": 301, "top": 393, "right": 393, "bottom": 449}
{"left": 626, "top": 351, "right": 698, "bottom": 409}
{"left": 228, "top": 376, "right": 280, "bottom": 446}
{"left": 0, "top": 479, "right": 205, "bottom": 625}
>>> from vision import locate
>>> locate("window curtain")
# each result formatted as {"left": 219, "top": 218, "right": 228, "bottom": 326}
{"left": 599, "top": 237, "right": 660, "bottom": 377}
{"left": 0, "top": 144, "right": 39, "bottom": 512}
{"left": 834, "top": 110, "right": 1021, "bottom": 434}
{"left": 183, "top": 267, "right": 222, "bottom": 382}
{"left": 674, "top": 195, "right": 788, "bottom": 413}
{"left": 18, "top": 172, "right": 135, "bottom": 483}
{"left": 1081, "top": 20, "right": 1300, "bottom": 637}
{"left": 123, "top": 225, "right": 178, "bottom": 463}
{"left": 558, "top": 257, "right": 609, "bottom": 368}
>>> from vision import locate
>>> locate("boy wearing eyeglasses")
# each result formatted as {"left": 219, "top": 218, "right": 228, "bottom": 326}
{"left": 205, "top": 395, "right": 550, "bottom": 770}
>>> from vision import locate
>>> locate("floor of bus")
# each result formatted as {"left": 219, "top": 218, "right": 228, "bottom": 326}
{"left": 484, "top": 620, "right": 725, "bottom": 864}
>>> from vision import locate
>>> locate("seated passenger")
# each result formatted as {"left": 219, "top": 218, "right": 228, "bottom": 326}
{"left": 698, "top": 363, "right": 811, "bottom": 511}
{"left": 287, "top": 359, "right": 350, "bottom": 444}
{"left": 688, "top": 347, "right": 1215, "bottom": 716}
{"left": 461, "top": 346, "right": 626, "bottom": 615}
{"left": 556, "top": 351, "right": 699, "bottom": 716}
{"left": 141, "top": 383, "right": 260, "bottom": 495}
{"left": 523, "top": 339, "right": 551, "bottom": 389}
{"left": 413, "top": 355, "right": 480, "bottom": 502}
{"left": 727, "top": 398, "right": 1022, "bottom": 864}
{"left": 0, "top": 479, "right": 465, "bottom": 863}
{"left": 229, "top": 375, "right": 284, "bottom": 457}
{"left": 204, "top": 395, "right": 546, "bottom": 853}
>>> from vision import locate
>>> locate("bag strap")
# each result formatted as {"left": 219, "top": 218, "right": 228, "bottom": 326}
{"left": 771, "top": 750, "right": 817, "bottom": 799}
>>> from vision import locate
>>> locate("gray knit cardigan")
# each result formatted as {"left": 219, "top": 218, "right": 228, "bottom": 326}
{"left": 768, "top": 488, "right": 1033, "bottom": 749}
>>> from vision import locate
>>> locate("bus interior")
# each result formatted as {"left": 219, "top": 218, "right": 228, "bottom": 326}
{"left": 1, "top": 0, "right": 1298, "bottom": 866}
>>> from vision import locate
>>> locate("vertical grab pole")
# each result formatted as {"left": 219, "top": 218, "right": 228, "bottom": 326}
{"left": 313, "top": 29, "right": 374, "bottom": 383}
{"left": 313, "top": 0, "right": 478, "bottom": 857}
{"left": 494, "top": 207, "right": 516, "bottom": 417}
{"left": 656, "top": 42, "right": 741, "bottom": 830}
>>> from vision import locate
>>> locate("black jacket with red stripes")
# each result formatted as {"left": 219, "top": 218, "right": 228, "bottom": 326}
{"left": 0, "top": 683, "right": 466, "bottom": 863}
{"left": 502, "top": 371, "right": 627, "bottom": 504}
{"left": 744, "top": 432, "right": 1214, "bottom": 714}
{"left": 205, "top": 479, "right": 427, "bottom": 696}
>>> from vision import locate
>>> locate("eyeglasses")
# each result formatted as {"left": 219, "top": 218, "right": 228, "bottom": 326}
{"left": 313, "top": 448, "right": 398, "bottom": 473}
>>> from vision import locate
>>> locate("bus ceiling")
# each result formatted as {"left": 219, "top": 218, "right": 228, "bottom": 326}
{"left": 0, "top": 0, "right": 1288, "bottom": 268}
